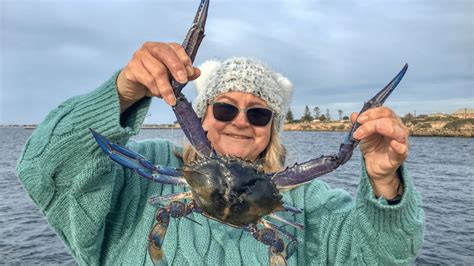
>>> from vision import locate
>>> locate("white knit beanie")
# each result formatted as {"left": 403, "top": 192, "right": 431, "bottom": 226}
{"left": 193, "top": 57, "right": 293, "bottom": 131}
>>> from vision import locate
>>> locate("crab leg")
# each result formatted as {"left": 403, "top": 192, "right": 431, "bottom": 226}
{"left": 267, "top": 213, "right": 305, "bottom": 231}
{"left": 148, "top": 200, "right": 201, "bottom": 265}
{"left": 149, "top": 191, "right": 193, "bottom": 206}
{"left": 148, "top": 209, "right": 170, "bottom": 265}
{"left": 281, "top": 204, "right": 303, "bottom": 214}
{"left": 260, "top": 219, "right": 298, "bottom": 264}
{"left": 246, "top": 224, "right": 287, "bottom": 265}
{"left": 260, "top": 218, "right": 298, "bottom": 243}
{"left": 246, "top": 220, "right": 298, "bottom": 266}
{"left": 272, "top": 64, "right": 408, "bottom": 189}
{"left": 90, "top": 129, "right": 188, "bottom": 186}
{"left": 170, "top": 0, "right": 212, "bottom": 157}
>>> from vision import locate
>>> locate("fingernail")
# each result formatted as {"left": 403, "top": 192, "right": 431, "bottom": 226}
{"left": 354, "top": 129, "right": 363, "bottom": 139}
{"left": 165, "top": 95, "right": 176, "bottom": 106}
{"left": 186, "top": 66, "right": 194, "bottom": 76}
{"left": 177, "top": 70, "right": 187, "bottom": 83}
{"left": 358, "top": 115, "right": 368, "bottom": 123}
{"left": 392, "top": 140, "right": 401, "bottom": 149}
{"left": 170, "top": 97, "right": 176, "bottom": 106}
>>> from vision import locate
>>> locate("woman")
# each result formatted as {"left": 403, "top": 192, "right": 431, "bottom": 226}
{"left": 17, "top": 42, "right": 424, "bottom": 265}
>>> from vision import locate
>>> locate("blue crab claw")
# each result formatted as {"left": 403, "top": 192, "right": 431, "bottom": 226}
{"left": 336, "top": 63, "right": 408, "bottom": 164}
{"left": 344, "top": 63, "right": 408, "bottom": 144}
{"left": 168, "top": 0, "right": 212, "bottom": 157}
{"left": 272, "top": 64, "right": 408, "bottom": 189}
{"left": 90, "top": 129, "right": 188, "bottom": 186}
{"left": 180, "top": 0, "right": 210, "bottom": 81}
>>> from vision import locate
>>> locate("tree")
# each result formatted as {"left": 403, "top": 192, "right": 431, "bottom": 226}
{"left": 338, "top": 109, "right": 343, "bottom": 121}
{"left": 313, "top": 106, "right": 321, "bottom": 119}
{"left": 326, "top": 108, "right": 331, "bottom": 121}
{"left": 285, "top": 108, "right": 294, "bottom": 123}
{"left": 319, "top": 114, "right": 327, "bottom": 121}
{"left": 301, "top": 105, "right": 313, "bottom": 122}
{"left": 402, "top": 113, "right": 414, "bottom": 124}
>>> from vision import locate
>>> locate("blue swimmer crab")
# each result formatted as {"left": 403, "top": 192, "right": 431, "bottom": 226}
{"left": 90, "top": 0, "right": 408, "bottom": 265}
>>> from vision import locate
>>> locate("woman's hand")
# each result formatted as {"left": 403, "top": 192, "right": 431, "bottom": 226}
{"left": 116, "top": 42, "right": 201, "bottom": 112}
{"left": 351, "top": 107, "right": 409, "bottom": 199}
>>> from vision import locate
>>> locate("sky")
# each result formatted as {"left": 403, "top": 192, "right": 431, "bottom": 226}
{"left": 0, "top": 0, "right": 472, "bottom": 125}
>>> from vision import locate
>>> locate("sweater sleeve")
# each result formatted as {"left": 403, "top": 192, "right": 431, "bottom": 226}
{"left": 15, "top": 72, "right": 155, "bottom": 264}
{"left": 303, "top": 162, "right": 424, "bottom": 265}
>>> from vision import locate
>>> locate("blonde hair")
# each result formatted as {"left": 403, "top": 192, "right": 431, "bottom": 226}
{"left": 180, "top": 121, "right": 286, "bottom": 173}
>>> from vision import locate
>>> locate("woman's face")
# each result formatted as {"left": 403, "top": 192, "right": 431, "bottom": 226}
{"left": 202, "top": 91, "right": 273, "bottom": 162}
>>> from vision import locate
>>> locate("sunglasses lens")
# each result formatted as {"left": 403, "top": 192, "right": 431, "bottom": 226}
{"left": 212, "top": 102, "right": 273, "bottom": 126}
{"left": 213, "top": 102, "right": 238, "bottom": 122}
{"left": 247, "top": 107, "right": 273, "bottom": 126}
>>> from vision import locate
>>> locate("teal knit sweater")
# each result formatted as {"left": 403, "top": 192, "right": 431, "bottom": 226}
{"left": 16, "top": 73, "right": 424, "bottom": 265}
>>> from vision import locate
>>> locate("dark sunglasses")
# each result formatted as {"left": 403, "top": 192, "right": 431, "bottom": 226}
{"left": 211, "top": 102, "right": 273, "bottom": 127}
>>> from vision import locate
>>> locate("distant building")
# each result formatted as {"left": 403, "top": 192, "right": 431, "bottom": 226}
{"left": 428, "top": 112, "right": 449, "bottom": 118}
{"left": 452, "top": 108, "right": 474, "bottom": 119}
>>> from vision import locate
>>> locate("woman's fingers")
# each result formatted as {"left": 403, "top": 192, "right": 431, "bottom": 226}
{"left": 168, "top": 42, "right": 195, "bottom": 77}
{"left": 145, "top": 42, "right": 189, "bottom": 84}
{"left": 189, "top": 67, "right": 201, "bottom": 81}
{"left": 350, "top": 112, "right": 359, "bottom": 124}
{"left": 353, "top": 117, "right": 408, "bottom": 143}
{"left": 353, "top": 107, "right": 408, "bottom": 142}
{"left": 390, "top": 139, "right": 409, "bottom": 158}
{"left": 357, "top": 107, "right": 396, "bottom": 123}
{"left": 117, "top": 42, "right": 198, "bottom": 110}
{"left": 140, "top": 50, "right": 176, "bottom": 105}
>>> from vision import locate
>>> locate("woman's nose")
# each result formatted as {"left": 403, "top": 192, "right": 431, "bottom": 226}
{"left": 232, "top": 110, "right": 250, "bottom": 127}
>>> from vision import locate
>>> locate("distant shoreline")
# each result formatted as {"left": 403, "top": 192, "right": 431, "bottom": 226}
{"left": 282, "top": 121, "right": 473, "bottom": 138}
{"left": 3, "top": 120, "right": 472, "bottom": 138}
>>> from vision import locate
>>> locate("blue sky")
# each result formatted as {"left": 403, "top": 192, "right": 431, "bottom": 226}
{"left": 1, "top": 0, "right": 472, "bottom": 124}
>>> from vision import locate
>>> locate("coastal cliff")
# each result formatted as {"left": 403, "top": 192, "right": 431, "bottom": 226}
{"left": 283, "top": 119, "right": 473, "bottom": 137}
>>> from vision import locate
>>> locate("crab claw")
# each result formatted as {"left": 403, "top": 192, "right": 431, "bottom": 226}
{"left": 337, "top": 63, "right": 408, "bottom": 164}
{"left": 172, "top": 0, "right": 210, "bottom": 95}
{"left": 168, "top": 0, "right": 213, "bottom": 158}
{"left": 271, "top": 64, "right": 408, "bottom": 188}
{"left": 344, "top": 63, "right": 408, "bottom": 144}
{"left": 90, "top": 129, "right": 188, "bottom": 186}
{"left": 182, "top": 0, "right": 210, "bottom": 63}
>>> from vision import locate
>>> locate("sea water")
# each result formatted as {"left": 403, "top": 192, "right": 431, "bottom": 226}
{"left": 1, "top": 128, "right": 472, "bottom": 264}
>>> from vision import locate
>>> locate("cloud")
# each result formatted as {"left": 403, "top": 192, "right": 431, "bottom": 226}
{"left": 1, "top": 0, "right": 472, "bottom": 124}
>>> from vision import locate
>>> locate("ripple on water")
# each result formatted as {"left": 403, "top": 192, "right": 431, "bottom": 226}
{"left": 1, "top": 128, "right": 473, "bottom": 264}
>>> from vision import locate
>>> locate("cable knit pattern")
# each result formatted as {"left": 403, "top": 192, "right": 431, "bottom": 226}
{"left": 16, "top": 72, "right": 424, "bottom": 265}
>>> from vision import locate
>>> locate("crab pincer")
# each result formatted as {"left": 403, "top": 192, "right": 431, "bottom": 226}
{"left": 271, "top": 64, "right": 408, "bottom": 189}
{"left": 90, "top": 128, "right": 188, "bottom": 186}
{"left": 170, "top": 0, "right": 212, "bottom": 157}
